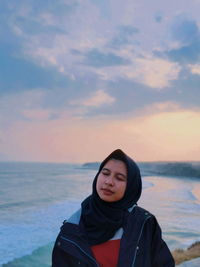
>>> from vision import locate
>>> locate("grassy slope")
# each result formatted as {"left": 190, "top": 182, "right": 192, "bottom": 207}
{"left": 172, "top": 241, "right": 200, "bottom": 265}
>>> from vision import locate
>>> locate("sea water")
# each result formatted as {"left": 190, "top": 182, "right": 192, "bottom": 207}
{"left": 0, "top": 161, "right": 200, "bottom": 266}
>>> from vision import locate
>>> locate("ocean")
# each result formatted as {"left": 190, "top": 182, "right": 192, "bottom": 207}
{"left": 0, "top": 161, "right": 200, "bottom": 266}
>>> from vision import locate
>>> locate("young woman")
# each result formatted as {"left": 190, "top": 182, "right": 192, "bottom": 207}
{"left": 52, "top": 149, "right": 175, "bottom": 267}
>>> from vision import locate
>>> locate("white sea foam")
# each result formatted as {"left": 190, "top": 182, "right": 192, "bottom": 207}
{"left": 0, "top": 200, "right": 81, "bottom": 265}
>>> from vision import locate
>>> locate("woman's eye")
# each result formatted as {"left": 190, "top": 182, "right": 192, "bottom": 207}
{"left": 102, "top": 171, "right": 109, "bottom": 176}
{"left": 116, "top": 176, "right": 126, "bottom": 181}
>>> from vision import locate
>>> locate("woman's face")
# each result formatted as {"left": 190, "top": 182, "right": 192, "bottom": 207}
{"left": 96, "top": 159, "right": 127, "bottom": 202}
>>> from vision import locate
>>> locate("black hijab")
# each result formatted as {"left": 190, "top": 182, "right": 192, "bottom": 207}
{"left": 80, "top": 149, "right": 142, "bottom": 245}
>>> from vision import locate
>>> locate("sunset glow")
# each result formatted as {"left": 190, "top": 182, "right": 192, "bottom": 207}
{"left": 0, "top": 0, "right": 200, "bottom": 163}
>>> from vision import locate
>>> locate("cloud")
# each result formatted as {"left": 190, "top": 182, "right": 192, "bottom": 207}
{"left": 0, "top": 0, "right": 186, "bottom": 91}
{"left": 21, "top": 109, "right": 53, "bottom": 121}
{"left": 1, "top": 0, "right": 200, "bottom": 163}
{"left": 171, "top": 17, "right": 199, "bottom": 45}
{"left": 165, "top": 18, "right": 200, "bottom": 63}
{"left": 141, "top": 101, "right": 180, "bottom": 113}
{"left": 83, "top": 49, "right": 131, "bottom": 67}
{"left": 14, "top": 16, "right": 67, "bottom": 36}
{"left": 127, "top": 57, "right": 181, "bottom": 89}
{"left": 90, "top": 0, "right": 112, "bottom": 19}
{"left": 96, "top": 56, "right": 181, "bottom": 89}
{"left": 0, "top": 42, "right": 70, "bottom": 94}
{"left": 70, "top": 90, "right": 115, "bottom": 108}
{"left": 0, "top": 0, "right": 139, "bottom": 79}
{"left": 0, "top": 90, "right": 47, "bottom": 126}
{"left": 166, "top": 42, "right": 200, "bottom": 64}
{"left": 189, "top": 64, "right": 200, "bottom": 75}
{"left": 109, "top": 25, "right": 139, "bottom": 48}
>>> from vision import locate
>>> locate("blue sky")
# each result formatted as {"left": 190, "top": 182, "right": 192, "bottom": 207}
{"left": 0, "top": 0, "right": 200, "bottom": 162}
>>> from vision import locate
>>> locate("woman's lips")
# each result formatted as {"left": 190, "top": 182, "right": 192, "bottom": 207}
{"left": 101, "top": 188, "right": 114, "bottom": 195}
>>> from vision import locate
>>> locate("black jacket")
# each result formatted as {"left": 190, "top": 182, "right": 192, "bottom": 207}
{"left": 52, "top": 206, "right": 175, "bottom": 267}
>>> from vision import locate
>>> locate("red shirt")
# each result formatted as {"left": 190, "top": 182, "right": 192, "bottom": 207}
{"left": 91, "top": 239, "right": 121, "bottom": 267}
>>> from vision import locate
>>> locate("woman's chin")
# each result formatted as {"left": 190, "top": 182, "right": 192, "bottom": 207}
{"left": 98, "top": 191, "right": 116, "bottom": 202}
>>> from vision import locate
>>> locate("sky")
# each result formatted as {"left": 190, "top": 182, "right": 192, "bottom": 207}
{"left": 0, "top": 0, "right": 200, "bottom": 163}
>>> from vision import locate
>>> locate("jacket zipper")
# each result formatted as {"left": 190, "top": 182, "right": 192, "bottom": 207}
{"left": 60, "top": 236, "right": 99, "bottom": 267}
{"left": 131, "top": 215, "right": 152, "bottom": 267}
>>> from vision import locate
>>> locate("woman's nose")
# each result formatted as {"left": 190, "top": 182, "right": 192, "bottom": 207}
{"left": 105, "top": 175, "right": 114, "bottom": 185}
